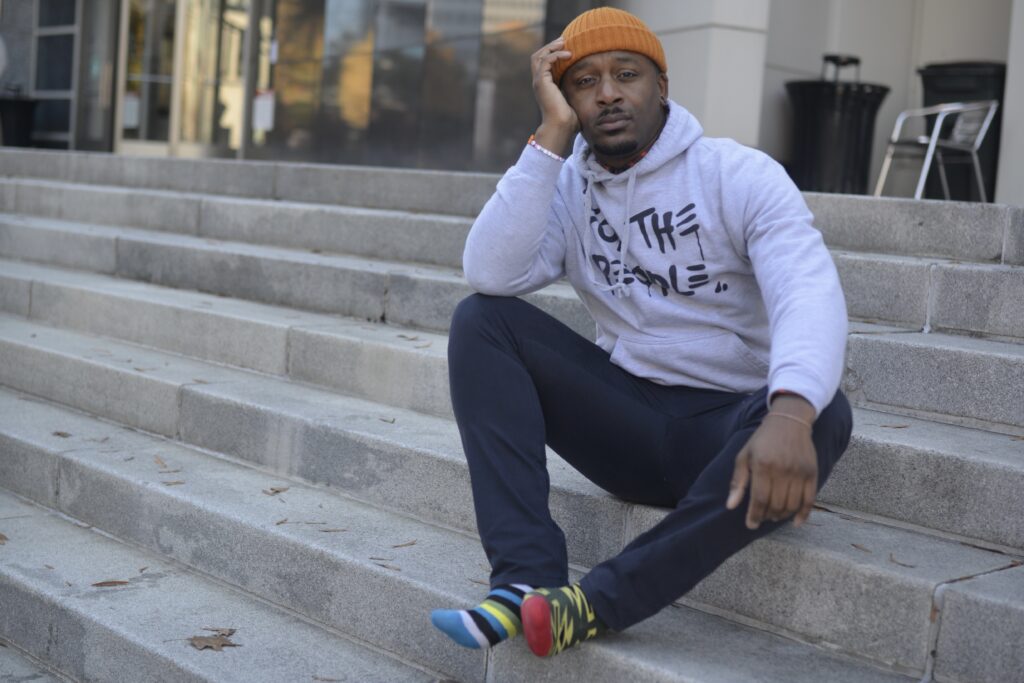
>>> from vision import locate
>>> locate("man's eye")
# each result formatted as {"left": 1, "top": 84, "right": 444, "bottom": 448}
{"left": 576, "top": 76, "right": 596, "bottom": 87}
{"left": 619, "top": 71, "right": 637, "bottom": 79}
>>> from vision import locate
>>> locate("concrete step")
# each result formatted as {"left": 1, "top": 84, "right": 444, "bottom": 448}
{"left": 806, "top": 192, "right": 1023, "bottom": 266}
{"left": 0, "top": 388, "right": 990, "bottom": 681}
{"left": 4, "top": 209, "right": 1024, "bottom": 347}
{"left": 1, "top": 264, "right": 1023, "bottom": 549}
{"left": 2, "top": 148, "right": 1022, "bottom": 265}
{"left": 845, "top": 324, "right": 1024, "bottom": 434}
{"left": 0, "top": 178, "right": 472, "bottom": 269}
{"left": 0, "top": 149, "right": 497, "bottom": 218}
{"left": 0, "top": 491, "right": 441, "bottom": 683}
{"left": 0, "top": 317, "right": 1020, "bottom": 678}
{"left": 0, "top": 640, "right": 66, "bottom": 682}
{"left": 0, "top": 213, "right": 593, "bottom": 339}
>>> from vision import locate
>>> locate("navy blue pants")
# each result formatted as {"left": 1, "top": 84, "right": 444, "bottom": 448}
{"left": 448, "top": 294, "right": 852, "bottom": 631}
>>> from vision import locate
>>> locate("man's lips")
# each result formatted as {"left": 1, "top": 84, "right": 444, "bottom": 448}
{"left": 595, "top": 113, "right": 631, "bottom": 132}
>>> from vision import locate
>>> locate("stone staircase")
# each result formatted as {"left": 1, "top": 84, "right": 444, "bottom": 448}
{"left": 0, "top": 148, "right": 1021, "bottom": 683}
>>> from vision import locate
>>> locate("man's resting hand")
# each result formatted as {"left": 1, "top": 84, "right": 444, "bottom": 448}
{"left": 726, "top": 395, "right": 818, "bottom": 530}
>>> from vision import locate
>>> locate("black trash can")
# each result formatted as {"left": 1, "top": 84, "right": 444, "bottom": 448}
{"left": 918, "top": 61, "right": 1005, "bottom": 202}
{"left": 786, "top": 55, "right": 889, "bottom": 194}
{"left": 0, "top": 96, "right": 37, "bottom": 147}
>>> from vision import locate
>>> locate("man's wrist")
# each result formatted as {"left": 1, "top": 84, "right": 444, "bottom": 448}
{"left": 768, "top": 392, "right": 815, "bottom": 422}
{"left": 533, "top": 122, "right": 575, "bottom": 158}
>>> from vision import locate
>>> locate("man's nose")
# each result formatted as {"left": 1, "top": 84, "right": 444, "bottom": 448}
{"left": 596, "top": 77, "right": 623, "bottom": 105}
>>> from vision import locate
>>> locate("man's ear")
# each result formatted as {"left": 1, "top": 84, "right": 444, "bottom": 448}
{"left": 658, "top": 72, "right": 669, "bottom": 99}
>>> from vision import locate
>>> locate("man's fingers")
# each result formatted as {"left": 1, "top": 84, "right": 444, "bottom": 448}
{"left": 784, "top": 478, "right": 803, "bottom": 519}
{"left": 726, "top": 449, "right": 750, "bottom": 510}
{"left": 745, "top": 468, "right": 771, "bottom": 530}
{"left": 767, "top": 474, "right": 789, "bottom": 520}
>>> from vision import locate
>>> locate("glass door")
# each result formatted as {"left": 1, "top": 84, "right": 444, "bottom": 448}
{"left": 115, "top": 0, "right": 179, "bottom": 154}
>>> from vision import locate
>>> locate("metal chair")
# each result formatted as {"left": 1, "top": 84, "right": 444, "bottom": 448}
{"left": 873, "top": 100, "right": 999, "bottom": 201}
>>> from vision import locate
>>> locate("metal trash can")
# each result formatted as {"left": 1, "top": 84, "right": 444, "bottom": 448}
{"left": 786, "top": 55, "right": 889, "bottom": 194}
{"left": 918, "top": 61, "right": 1006, "bottom": 202}
{"left": 0, "top": 96, "right": 37, "bottom": 147}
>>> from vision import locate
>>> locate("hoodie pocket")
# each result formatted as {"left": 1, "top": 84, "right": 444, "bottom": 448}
{"left": 610, "top": 331, "right": 768, "bottom": 392}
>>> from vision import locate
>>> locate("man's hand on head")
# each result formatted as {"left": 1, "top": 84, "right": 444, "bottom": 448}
{"left": 531, "top": 37, "right": 579, "bottom": 156}
{"left": 726, "top": 395, "right": 818, "bottom": 530}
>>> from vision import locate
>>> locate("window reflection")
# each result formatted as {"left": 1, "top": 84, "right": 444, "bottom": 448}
{"left": 249, "top": 0, "right": 555, "bottom": 171}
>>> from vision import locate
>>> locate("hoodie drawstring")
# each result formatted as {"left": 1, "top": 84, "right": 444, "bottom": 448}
{"left": 585, "top": 169, "right": 637, "bottom": 299}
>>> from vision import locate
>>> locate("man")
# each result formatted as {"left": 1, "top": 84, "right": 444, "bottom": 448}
{"left": 431, "top": 7, "right": 851, "bottom": 659}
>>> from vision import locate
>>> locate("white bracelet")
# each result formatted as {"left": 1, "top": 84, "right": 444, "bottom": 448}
{"left": 528, "top": 135, "right": 565, "bottom": 162}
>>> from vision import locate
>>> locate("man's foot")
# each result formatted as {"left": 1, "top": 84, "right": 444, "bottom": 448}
{"left": 521, "top": 583, "right": 608, "bottom": 657}
{"left": 431, "top": 584, "right": 532, "bottom": 649}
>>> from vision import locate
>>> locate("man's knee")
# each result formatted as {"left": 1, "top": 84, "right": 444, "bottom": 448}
{"left": 451, "top": 293, "right": 524, "bottom": 338}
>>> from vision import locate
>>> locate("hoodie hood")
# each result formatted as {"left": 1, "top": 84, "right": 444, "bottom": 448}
{"left": 570, "top": 99, "right": 704, "bottom": 297}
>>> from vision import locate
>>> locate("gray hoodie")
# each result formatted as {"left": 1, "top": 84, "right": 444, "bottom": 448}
{"left": 463, "top": 100, "right": 847, "bottom": 416}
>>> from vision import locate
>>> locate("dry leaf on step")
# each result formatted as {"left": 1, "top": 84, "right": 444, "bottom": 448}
{"left": 0, "top": 533, "right": 8, "bottom": 545}
{"left": 52, "top": 431, "right": 71, "bottom": 438}
{"left": 392, "top": 540, "right": 417, "bottom": 548}
{"left": 163, "top": 480, "right": 186, "bottom": 486}
{"left": 154, "top": 456, "right": 168, "bottom": 468}
{"left": 189, "top": 634, "right": 240, "bottom": 651}
{"left": 880, "top": 424, "right": 910, "bottom": 429}
{"left": 888, "top": 553, "right": 916, "bottom": 568}
{"left": 262, "top": 486, "right": 289, "bottom": 496}
{"left": 92, "top": 580, "right": 129, "bottom": 587}
{"left": 851, "top": 543, "right": 872, "bottom": 553}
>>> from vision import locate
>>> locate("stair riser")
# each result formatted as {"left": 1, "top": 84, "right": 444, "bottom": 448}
{"left": 0, "top": 150, "right": 497, "bottom": 217}
{"left": 806, "top": 192, "right": 1022, "bottom": 265}
{"left": 844, "top": 336, "right": 1024, "bottom": 430}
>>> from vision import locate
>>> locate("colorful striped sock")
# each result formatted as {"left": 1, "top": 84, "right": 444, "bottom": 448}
{"left": 431, "top": 584, "right": 532, "bottom": 649}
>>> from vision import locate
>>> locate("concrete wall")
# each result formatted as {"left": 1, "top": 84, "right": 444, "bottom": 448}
{"left": 996, "top": 0, "right": 1024, "bottom": 205}
{"left": 760, "top": 0, "right": 1012, "bottom": 195}
{"left": 612, "top": 0, "right": 770, "bottom": 147}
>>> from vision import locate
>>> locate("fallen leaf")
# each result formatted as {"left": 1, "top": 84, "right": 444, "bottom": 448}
{"left": 52, "top": 431, "right": 71, "bottom": 438}
{"left": 44, "top": 564, "right": 54, "bottom": 570}
{"left": 851, "top": 543, "right": 872, "bottom": 553}
{"left": 0, "top": 533, "right": 8, "bottom": 545}
{"left": 319, "top": 528, "right": 348, "bottom": 533}
{"left": 192, "top": 379, "right": 209, "bottom": 385}
{"left": 888, "top": 553, "right": 916, "bottom": 568}
{"left": 373, "top": 562, "right": 401, "bottom": 572}
{"left": 313, "top": 676, "right": 344, "bottom": 682}
{"left": 65, "top": 581, "right": 72, "bottom": 586}
{"left": 92, "top": 580, "right": 129, "bottom": 587}
{"left": 158, "top": 468, "right": 182, "bottom": 474}
{"left": 929, "top": 603, "right": 940, "bottom": 622}
{"left": 163, "top": 480, "right": 186, "bottom": 486}
{"left": 87, "top": 436, "right": 110, "bottom": 443}
{"left": 262, "top": 486, "right": 289, "bottom": 496}
{"left": 379, "top": 417, "right": 396, "bottom": 424}
{"left": 1011, "top": 435, "right": 1024, "bottom": 441}
{"left": 139, "top": 566, "right": 148, "bottom": 573}
{"left": 133, "top": 367, "right": 148, "bottom": 372}
{"left": 415, "top": 342, "right": 432, "bottom": 349}
{"left": 123, "top": 456, "right": 135, "bottom": 461}
{"left": 202, "top": 627, "right": 237, "bottom": 637}
{"left": 154, "top": 456, "right": 168, "bottom": 468}
{"left": 469, "top": 578, "right": 489, "bottom": 586}
{"left": 392, "top": 540, "right": 417, "bottom": 549}
{"left": 880, "top": 424, "right": 910, "bottom": 429}
{"left": 398, "top": 334, "right": 420, "bottom": 341}
{"left": 275, "top": 518, "right": 289, "bottom": 526}
{"left": 189, "top": 634, "right": 240, "bottom": 651}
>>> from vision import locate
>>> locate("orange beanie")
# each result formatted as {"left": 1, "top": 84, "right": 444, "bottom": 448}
{"left": 551, "top": 7, "right": 667, "bottom": 85}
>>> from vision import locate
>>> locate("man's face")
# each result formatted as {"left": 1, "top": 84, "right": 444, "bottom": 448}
{"left": 561, "top": 51, "right": 668, "bottom": 160}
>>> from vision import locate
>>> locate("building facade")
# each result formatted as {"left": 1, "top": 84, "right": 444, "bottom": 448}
{"left": 1, "top": 0, "right": 1022, "bottom": 201}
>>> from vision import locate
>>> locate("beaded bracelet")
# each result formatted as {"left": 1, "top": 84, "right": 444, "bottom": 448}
{"left": 527, "top": 134, "right": 565, "bottom": 162}
{"left": 765, "top": 411, "right": 814, "bottom": 430}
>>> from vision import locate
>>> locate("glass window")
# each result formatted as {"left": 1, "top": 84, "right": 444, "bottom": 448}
{"left": 38, "top": 0, "right": 76, "bottom": 27}
{"left": 34, "top": 98, "right": 72, "bottom": 132}
{"left": 35, "top": 34, "right": 75, "bottom": 90}
{"left": 122, "top": 0, "right": 176, "bottom": 141}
